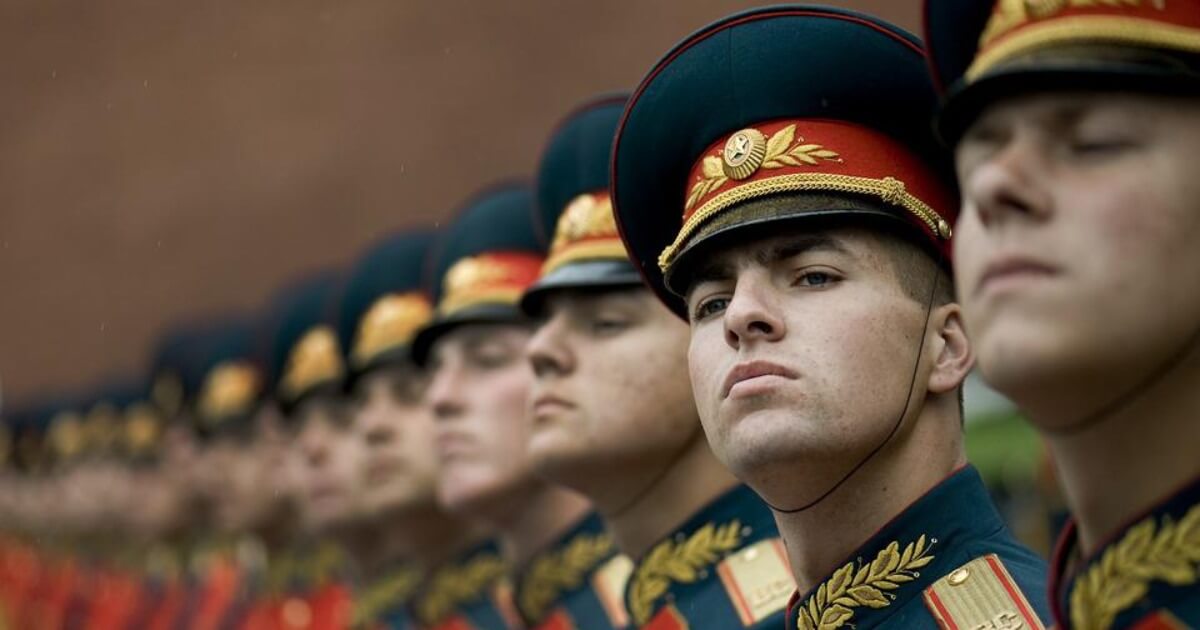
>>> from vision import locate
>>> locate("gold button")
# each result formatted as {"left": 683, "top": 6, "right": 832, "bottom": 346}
{"left": 948, "top": 567, "right": 970, "bottom": 586}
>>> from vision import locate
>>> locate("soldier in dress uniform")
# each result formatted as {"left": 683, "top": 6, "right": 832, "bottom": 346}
{"left": 520, "top": 96, "right": 789, "bottom": 630}
{"left": 266, "top": 270, "right": 362, "bottom": 630}
{"left": 334, "top": 228, "right": 487, "bottom": 630}
{"left": 610, "top": 6, "right": 1051, "bottom": 629}
{"left": 180, "top": 316, "right": 294, "bottom": 630}
{"left": 923, "top": 1, "right": 1200, "bottom": 627}
{"left": 409, "top": 183, "right": 595, "bottom": 630}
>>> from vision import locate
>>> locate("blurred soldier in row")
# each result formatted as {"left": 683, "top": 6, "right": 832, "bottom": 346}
{"left": 412, "top": 184, "right": 596, "bottom": 630}
{"left": 521, "top": 96, "right": 790, "bottom": 630}
{"left": 926, "top": 0, "right": 1200, "bottom": 627}
{"left": 336, "top": 228, "right": 484, "bottom": 629}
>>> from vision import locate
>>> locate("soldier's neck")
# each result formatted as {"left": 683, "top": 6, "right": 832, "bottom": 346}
{"left": 1040, "top": 352, "right": 1200, "bottom": 555}
{"left": 772, "top": 406, "right": 963, "bottom": 595}
{"left": 340, "top": 504, "right": 482, "bottom": 579}
{"left": 493, "top": 481, "right": 594, "bottom": 569}
{"left": 603, "top": 431, "right": 740, "bottom": 559}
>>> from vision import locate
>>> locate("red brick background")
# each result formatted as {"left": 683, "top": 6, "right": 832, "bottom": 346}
{"left": 0, "top": 0, "right": 918, "bottom": 405}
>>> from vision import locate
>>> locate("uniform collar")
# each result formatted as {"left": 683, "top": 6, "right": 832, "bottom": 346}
{"left": 785, "top": 465, "right": 1008, "bottom": 629}
{"left": 354, "top": 559, "right": 422, "bottom": 627}
{"left": 410, "top": 539, "right": 508, "bottom": 627}
{"left": 625, "top": 484, "right": 780, "bottom": 626}
{"left": 1050, "top": 471, "right": 1200, "bottom": 629}
{"left": 513, "top": 511, "right": 616, "bottom": 626}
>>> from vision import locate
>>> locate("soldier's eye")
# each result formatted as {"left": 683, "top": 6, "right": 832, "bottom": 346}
{"left": 691, "top": 297, "right": 729, "bottom": 322}
{"left": 589, "top": 317, "right": 630, "bottom": 335}
{"left": 1068, "top": 137, "right": 1133, "bottom": 156}
{"left": 795, "top": 271, "right": 832, "bottom": 287}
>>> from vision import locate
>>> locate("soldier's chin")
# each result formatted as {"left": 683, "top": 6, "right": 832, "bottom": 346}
{"left": 713, "top": 408, "right": 842, "bottom": 478}
{"left": 365, "top": 482, "right": 433, "bottom": 517}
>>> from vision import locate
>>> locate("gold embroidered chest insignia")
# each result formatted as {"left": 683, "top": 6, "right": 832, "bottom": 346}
{"left": 627, "top": 520, "right": 745, "bottom": 625}
{"left": 518, "top": 532, "right": 615, "bottom": 623}
{"left": 417, "top": 552, "right": 508, "bottom": 625}
{"left": 1069, "top": 503, "right": 1200, "bottom": 630}
{"left": 796, "top": 535, "right": 935, "bottom": 630}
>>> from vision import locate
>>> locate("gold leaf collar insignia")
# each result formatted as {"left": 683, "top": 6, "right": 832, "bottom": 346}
{"left": 628, "top": 520, "right": 745, "bottom": 625}
{"left": 797, "top": 534, "right": 936, "bottom": 630}
{"left": 1069, "top": 503, "right": 1200, "bottom": 630}
{"left": 355, "top": 565, "right": 423, "bottom": 626}
{"left": 417, "top": 551, "right": 508, "bottom": 625}
{"left": 517, "top": 531, "right": 615, "bottom": 623}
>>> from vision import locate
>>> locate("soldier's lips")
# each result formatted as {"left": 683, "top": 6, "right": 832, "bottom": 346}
{"left": 307, "top": 482, "right": 345, "bottom": 504}
{"left": 365, "top": 458, "right": 404, "bottom": 484}
{"left": 434, "top": 431, "right": 476, "bottom": 459}
{"left": 974, "top": 255, "right": 1059, "bottom": 298}
{"left": 531, "top": 394, "right": 575, "bottom": 420}
{"left": 722, "top": 360, "right": 799, "bottom": 399}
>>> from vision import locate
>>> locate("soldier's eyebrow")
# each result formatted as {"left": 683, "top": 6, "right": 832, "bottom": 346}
{"left": 687, "top": 258, "right": 736, "bottom": 290}
{"left": 686, "top": 234, "right": 849, "bottom": 291}
{"left": 755, "top": 234, "right": 848, "bottom": 268}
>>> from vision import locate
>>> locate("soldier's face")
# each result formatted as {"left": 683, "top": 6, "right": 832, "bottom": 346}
{"left": 290, "top": 399, "right": 367, "bottom": 533}
{"left": 202, "top": 438, "right": 274, "bottom": 533}
{"left": 351, "top": 364, "right": 439, "bottom": 517}
{"left": 685, "top": 229, "right": 936, "bottom": 500}
{"left": 526, "top": 288, "right": 699, "bottom": 494}
{"left": 426, "top": 323, "right": 536, "bottom": 516}
{"left": 955, "top": 93, "right": 1200, "bottom": 426}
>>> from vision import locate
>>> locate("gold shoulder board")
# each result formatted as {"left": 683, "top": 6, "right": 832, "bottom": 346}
{"left": 922, "top": 554, "right": 1045, "bottom": 630}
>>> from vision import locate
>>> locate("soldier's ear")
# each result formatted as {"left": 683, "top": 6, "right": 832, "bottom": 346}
{"left": 927, "top": 303, "right": 974, "bottom": 395}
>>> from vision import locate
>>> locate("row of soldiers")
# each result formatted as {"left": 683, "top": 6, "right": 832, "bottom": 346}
{"left": 3, "top": 1, "right": 1199, "bottom": 628}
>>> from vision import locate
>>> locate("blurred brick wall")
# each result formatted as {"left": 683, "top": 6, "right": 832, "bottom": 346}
{"left": 0, "top": 0, "right": 918, "bottom": 405}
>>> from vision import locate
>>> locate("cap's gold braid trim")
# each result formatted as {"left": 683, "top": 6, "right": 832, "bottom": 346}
{"left": 438, "top": 287, "right": 526, "bottom": 318}
{"left": 968, "top": 16, "right": 1200, "bottom": 81}
{"left": 659, "top": 173, "right": 950, "bottom": 272}
{"left": 541, "top": 239, "right": 629, "bottom": 276}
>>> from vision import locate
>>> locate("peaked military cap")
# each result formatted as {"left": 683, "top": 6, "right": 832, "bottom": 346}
{"left": 411, "top": 183, "right": 545, "bottom": 364}
{"left": 91, "top": 379, "right": 166, "bottom": 463}
{"left": 74, "top": 380, "right": 158, "bottom": 462}
{"left": 519, "top": 95, "right": 640, "bottom": 315}
{"left": 611, "top": 5, "right": 957, "bottom": 317}
{"left": 336, "top": 228, "right": 437, "bottom": 386}
{"left": 927, "top": 0, "right": 1200, "bottom": 145}
{"left": 265, "top": 271, "right": 347, "bottom": 414}
{"left": 10, "top": 395, "right": 75, "bottom": 472}
{"left": 148, "top": 323, "right": 210, "bottom": 421}
{"left": 186, "top": 316, "right": 267, "bottom": 439}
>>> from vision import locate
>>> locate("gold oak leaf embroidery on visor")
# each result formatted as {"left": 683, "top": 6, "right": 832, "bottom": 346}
{"left": 797, "top": 535, "right": 936, "bottom": 630}
{"left": 684, "top": 124, "right": 842, "bottom": 213}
